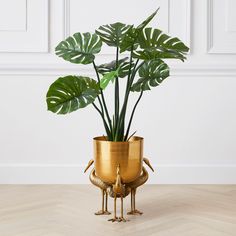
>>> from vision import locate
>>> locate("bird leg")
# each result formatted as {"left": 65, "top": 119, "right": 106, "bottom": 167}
{"left": 95, "top": 189, "right": 111, "bottom": 215}
{"left": 127, "top": 188, "right": 134, "bottom": 214}
{"left": 118, "top": 196, "right": 127, "bottom": 222}
{"left": 105, "top": 190, "right": 109, "bottom": 213}
{"left": 127, "top": 188, "right": 143, "bottom": 215}
{"left": 108, "top": 195, "right": 119, "bottom": 222}
{"left": 109, "top": 164, "right": 128, "bottom": 222}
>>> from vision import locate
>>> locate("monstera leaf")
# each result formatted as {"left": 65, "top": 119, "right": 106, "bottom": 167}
{"left": 133, "top": 28, "right": 189, "bottom": 61}
{"left": 100, "top": 69, "right": 119, "bottom": 89}
{"left": 55, "top": 32, "right": 102, "bottom": 64}
{"left": 47, "top": 76, "right": 100, "bottom": 114}
{"left": 133, "top": 47, "right": 186, "bottom": 61}
{"left": 96, "top": 22, "right": 132, "bottom": 47}
{"left": 131, "top": 59, "right": 169, "bottom": 92}
{"left": 97, "top": 57, "right": 134, "bottom": 78}
{"left": 120, "top": 9, "right": 159, "bottom": 52}
{"left": 136, "top": 8, "right": 159, "bottom": 31}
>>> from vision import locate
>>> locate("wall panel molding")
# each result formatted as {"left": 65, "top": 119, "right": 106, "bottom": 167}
{"left": 1, "top": 64, "right": 236, "bottom": 76}
{"left": 63, "top": 0, "right": 70, "bottom": 38}
{"left": 0, "top": 0, "right": 27, "bottom": 32}
{"left": 0, "top": 0, "right": 49, "bottom": 52}
{"left": 0, "top": 1, "right": 235, "bottom": 75}
{"left": 169, "top": 0, "right": 191, "bottom": 50}
{"left": 207, "top": 0, "right": 236, "bottom": 53}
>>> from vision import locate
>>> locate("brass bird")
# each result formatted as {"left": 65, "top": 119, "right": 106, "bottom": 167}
{"left": 108, "top": 165, "right": 130, "bottom": 222}
{"left": 84, "top": 157, "right": 154, "bottom": 222}
{"left": 84, "top": 160, "right": 111, "bottom": 215}
{"left": 126, "top": 166, "right": 150, "bottom": 215}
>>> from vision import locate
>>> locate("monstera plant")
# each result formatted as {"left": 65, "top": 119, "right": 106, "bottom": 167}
{"left": 46, "top": 9, "right": 189, "bottom": 141}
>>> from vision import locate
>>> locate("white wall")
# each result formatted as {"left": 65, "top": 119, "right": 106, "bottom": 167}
{"left": 0, "top": 0, "right": 235, "bottom": 184}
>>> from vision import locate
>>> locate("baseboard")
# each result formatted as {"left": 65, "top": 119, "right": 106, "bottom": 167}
{"left": 0, "top": 164, "right": 235, "bottom": 184}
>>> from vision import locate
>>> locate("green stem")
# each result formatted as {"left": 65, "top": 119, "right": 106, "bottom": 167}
{"left": 97, "top": 95, "right": 104, "bottom": 115}
{"left": 121, "top": 59, "right": 144, "bottom": 123}
{"left": 92, "top": 61, "right": 113, "bottom": 136}
{"left": 115, "top": 48, "right": 134, "bottom": 140}
{"left": 92, "top": 103, "right": 111, "bottom": 139}
{"left": 124, "top": 91, "right": 143, "bottom": 141}
{"left": 114, "top": 47, "right": 119, "bottom": 140}
{"left": 117, "top": 57, "right": 142, "bottom": 140}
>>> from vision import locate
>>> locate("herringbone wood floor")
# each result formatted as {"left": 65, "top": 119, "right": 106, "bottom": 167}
{"left": 0, "top": 185, "right": 235, "bottom": 236}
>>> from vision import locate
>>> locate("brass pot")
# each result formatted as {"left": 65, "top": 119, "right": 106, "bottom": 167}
{"left": 93, "top": 136, "right": 143, "bottom": 184}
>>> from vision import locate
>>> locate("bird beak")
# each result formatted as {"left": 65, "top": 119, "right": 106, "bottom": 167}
{"left": 84, "top": 159, "right": 94, "bottom": 173}
{"left": 143, "top": 158, "right": 154, "bottom": 172}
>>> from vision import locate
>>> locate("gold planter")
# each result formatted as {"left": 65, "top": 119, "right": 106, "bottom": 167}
{"left": 93, "top": 136, "right": 143, "bottom": 184}
{"left": 84, "top": 136, "right": 154, "bottom": 222}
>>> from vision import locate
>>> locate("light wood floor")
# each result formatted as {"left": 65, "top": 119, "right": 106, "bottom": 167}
{"left": 0, "top": 185, "right": 235, "bottom": 236}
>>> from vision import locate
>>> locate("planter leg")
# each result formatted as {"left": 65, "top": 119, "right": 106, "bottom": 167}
{"left": 118, "top": 196, "right": 128, "bottom": 222}
{"left": 108, "top": 195, "right": 119, "bottom": 222}
{"left": 127, "top": 189, "right": 134, "bottom": 214}
{"left": 95, "top": 189, "right": 111, "bottom": 215}
{"left": 127, "top": 188, "right": 143, "bottom": 215}
{"left": 133, "top": 188, "right": 143, "bottom": 215}
{"left": 105, "top": 191, "right": 110, "bottom": 214}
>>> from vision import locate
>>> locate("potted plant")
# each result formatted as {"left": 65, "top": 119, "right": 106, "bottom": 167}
{"left": 46, "top": 9, "right": 189, "bottom": 222}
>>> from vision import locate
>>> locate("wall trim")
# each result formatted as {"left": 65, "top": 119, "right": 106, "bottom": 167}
{"left": 207, "top": 0, "right": 236, "bottom": 54}
{"left": 207, "top": 0, "right": 214, "bottom": 53}
{"left": 63, "top": 0, "right": 70, "bottom": 38}
{"left": 0, "top": 64, "right": 236, "bottom": 76}
{"left": 0, "top": 164, "right": 235, "bottom": 184}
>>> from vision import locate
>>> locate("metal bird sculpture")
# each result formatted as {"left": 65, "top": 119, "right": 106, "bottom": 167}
{"left": 84, "top": 157, "right": 154, "bottom": 222}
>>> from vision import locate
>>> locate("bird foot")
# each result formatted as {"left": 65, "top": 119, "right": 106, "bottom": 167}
{"left": 108, "top": 217, "right": 128, "bottom": 222}
{"left": 108, "top": 217, "right": 119, "bottom": 222}
{"left": 95, "top": 210, "right": 111, "bottom": 215}
{"left": 127, "top": 209, "right": 143, "bottom": 215}
{"left": 118, "top": 217, "right": 128, "bottom": 222}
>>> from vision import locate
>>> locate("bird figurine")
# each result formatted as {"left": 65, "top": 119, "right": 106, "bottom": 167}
{"left": 84, "top": 160, "right": 110, "bottom": 215}
{"left": 84, "top": 157, "right": 154, "bottom": 222}
{"left": 108, "top": 164, "right": 130, "bottom": 222}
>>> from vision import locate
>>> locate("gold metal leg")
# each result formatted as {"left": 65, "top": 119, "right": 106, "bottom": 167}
{"left": 105, "top": 191, "right": 110, "bottom": 213}
{"left": 114, "top": 196, "right": 117, "bottom": 218}
{"left": 108, "top": 195, "right": 119, "bottom": 222}
{"left": 95, "top": 189, "right": 111, "bottom": 215}
{"left": 127, "top": 189, "right": 134, "bottom": 214}
{"left": 127, "top": 188, "right": 143, "bottom": 215}
{"left": 118, "top": 196, "right": 127, "bottom": 222}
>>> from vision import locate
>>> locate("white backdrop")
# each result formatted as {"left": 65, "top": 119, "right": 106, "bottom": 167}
{"left": 0, "top": 0, "right": 235, "bottom": 184}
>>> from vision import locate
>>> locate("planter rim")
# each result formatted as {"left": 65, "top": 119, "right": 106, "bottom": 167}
{"left": 93, "top": 136, "right": 143, "bottom": 143}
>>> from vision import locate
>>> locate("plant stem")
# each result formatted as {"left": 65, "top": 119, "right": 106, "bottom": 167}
{"left": 114, "top": 47, "right": 119, "bottom": 140}
{"left": 117, "top": 56, "right": 142, "bottom": 140}
{"left": 115, "top": 48, "right": 134, "bottom": 140}
{"left": 92, "top": 103, "right": 111, "bottom": 139}
{"left": 120, "top": 60, "right": 144, "bottom": 138}
{"left": 124, "top": 91, "right": 143, "bottom": 141}
{"left": 92, "top": 61, "right": 113, "bottom": 136}
{"left": 97, "top": 96, "right": 104, "bottom": 115}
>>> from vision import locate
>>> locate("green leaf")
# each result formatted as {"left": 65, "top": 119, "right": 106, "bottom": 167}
{"left": 120, "top": 9, "right": 159, "bottom": 53}
{"left": 131, "top": 59, "right": 169, "bottom": 92}
{"left": 100, "top": 69, "right": 119, "bottom": 89}
{"left": 133, "top": 27, "right": 189, "bottom": 61}
{"left": 136, "top": 8, "right": 159, "bottom": 31}
{"left": 46, "top": 76, "right": 100, "bottom": 114}
{"left": 97, "top": 57, "right": 134, "bottom": 78}
{"left": 119, "top": 27, "right": 138, "bottom": 52}
{"left": 55, "top": 32, "right": 102, "bottom": 64}
{"left": 96, "top": 22, "right": 132, "bottom": 47}
{"left": 133, "top": 48, "right": 187, "bottom": 61}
